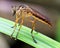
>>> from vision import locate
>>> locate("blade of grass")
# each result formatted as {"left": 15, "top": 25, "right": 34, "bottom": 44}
{"left": 56, "top": 19, "right": 60, "bottom": 42}
{"left": 0, "top": 17, "right": 60, "bottom": 48}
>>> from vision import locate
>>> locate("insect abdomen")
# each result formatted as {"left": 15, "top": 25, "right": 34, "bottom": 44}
{"left": 30, "top": 8, "right": 52, "bottom": 27}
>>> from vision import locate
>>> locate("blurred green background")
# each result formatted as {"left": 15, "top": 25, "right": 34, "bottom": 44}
{"left": 0, "top": 0, "right": 60, "bottom": 48}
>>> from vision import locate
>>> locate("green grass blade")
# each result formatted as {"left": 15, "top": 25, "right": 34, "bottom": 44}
{"left": 0, "top": 17, "right": 60, "bottom": 48}
{"left": 56, "top": 19, "right": 60, "bottom": 42}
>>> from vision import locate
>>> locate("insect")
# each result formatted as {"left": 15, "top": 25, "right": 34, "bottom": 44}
{"left": 11, "top": 4, "right": 52, "bottom": 43}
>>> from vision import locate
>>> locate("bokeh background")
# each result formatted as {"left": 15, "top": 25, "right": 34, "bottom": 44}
{"left": 0, "top": 0, "right": 60, "bottom": 48}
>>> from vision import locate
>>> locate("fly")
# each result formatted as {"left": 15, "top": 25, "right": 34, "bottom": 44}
{"left": 11, "top": 4, "right": 52, "bottom": 43}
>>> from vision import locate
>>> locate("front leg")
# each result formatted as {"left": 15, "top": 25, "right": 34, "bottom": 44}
{"left": 11, "top": 17, "right": 20, "bottom": 38}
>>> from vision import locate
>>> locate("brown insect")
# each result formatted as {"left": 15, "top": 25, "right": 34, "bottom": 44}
{"left": 11, "top": 4, "right": 52, "bottom": 43}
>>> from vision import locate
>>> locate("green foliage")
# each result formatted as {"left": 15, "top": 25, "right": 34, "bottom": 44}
{"left": 0, "top": 17, "right": 60, "bottom": 48}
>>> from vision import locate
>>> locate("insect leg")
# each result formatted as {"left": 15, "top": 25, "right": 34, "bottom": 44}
{"left": 15, "top": 18, "right": 24, "bottom": 40}
{"left": 11, "top": 17, "right": 20, "bottom": 38}
{"left": 30, "top": 19, "right": 37, "bottom": 43}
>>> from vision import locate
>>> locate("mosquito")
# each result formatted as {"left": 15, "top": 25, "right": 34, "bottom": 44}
{"left": 11, "top": 4, "right": 52, "bottom": 43}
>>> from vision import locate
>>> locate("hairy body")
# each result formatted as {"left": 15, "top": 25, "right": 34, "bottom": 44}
{"left": 11, "top": 4, "right": 52, "bottom": 43}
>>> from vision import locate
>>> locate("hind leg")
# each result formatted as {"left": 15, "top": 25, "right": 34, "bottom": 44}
{"left": 31, "top": 20, "right": 37, "bottom": 43}
{"left": 30, "top": 19, "right": 37, "bottom": 43}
